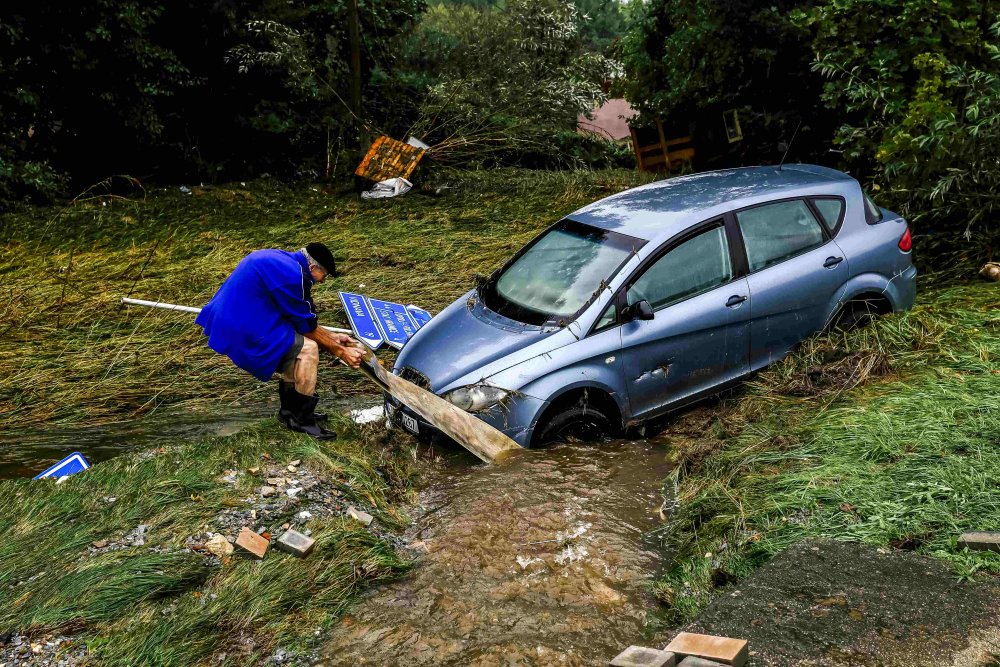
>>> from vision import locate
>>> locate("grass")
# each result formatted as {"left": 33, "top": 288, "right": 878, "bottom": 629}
{"left": 0, "top": 169, "right": 652, "bottom": 429}
{"left": 652, "top": 281, "right": 1000, "bottom": 622}
{"left": 0, "top": 417, "right": 413, "bottom": 664}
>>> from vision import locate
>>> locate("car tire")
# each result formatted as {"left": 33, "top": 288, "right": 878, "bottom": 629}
{"left": 534, "top": 401, "right": 614, "bottom": 445}
{"left": 833, "top": 305, "right": 874, "bottom": 331}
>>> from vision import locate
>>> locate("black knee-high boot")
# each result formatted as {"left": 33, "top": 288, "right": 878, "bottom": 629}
{"left": 282, "top": 387, "right": 337, "bottom": 441}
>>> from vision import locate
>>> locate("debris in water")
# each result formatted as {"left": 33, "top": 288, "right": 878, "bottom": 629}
{"left": 350, "top": 405, "right": 386, "bottom": 425}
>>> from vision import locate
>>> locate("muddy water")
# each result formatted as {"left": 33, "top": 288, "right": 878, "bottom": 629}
{"left": 322, "top": 439, "right": 674, "bottom": 666}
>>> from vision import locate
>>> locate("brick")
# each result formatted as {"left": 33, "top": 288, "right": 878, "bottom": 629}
{"left": 275, "top": 529, "right": 316, "bottom": 558}
{"left": 235, "top": 527, "right": 270, "bottom": 559}
{"left": 665, "top": 633, "right": 748, "bottom": 667}
{"left": 610, "top": 646, "right": 676, "bottom": 667}
{"left": 347, "top": 506, "right": 374, "bottom": 527}
{"left": 957, "top": 531, "right": 1000, "bottom": 553}
{"left": 677, "top": 658, "right": 726, "bottom": 667}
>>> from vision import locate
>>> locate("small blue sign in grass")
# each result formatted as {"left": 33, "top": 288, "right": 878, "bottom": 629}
{"left": 34, "top": 452, "right": 91, "bottom": 480}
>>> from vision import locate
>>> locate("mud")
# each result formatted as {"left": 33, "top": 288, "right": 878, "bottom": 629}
{"left": 682, "top": 539, "right": 1000, "bottom": 666}
{"left": 320, "top": 439, "right": 675, "bottom": 666}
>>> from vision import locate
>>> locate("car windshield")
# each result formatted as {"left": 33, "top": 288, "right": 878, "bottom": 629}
{"left": 482, "top": 220, "right": 643, "bottom": 325}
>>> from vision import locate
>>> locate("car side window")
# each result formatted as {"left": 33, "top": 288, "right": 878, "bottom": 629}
{"left": 627, "top": 225, "right": 732, "bottom": 310}
{"left": 736, "top": 199, "right": 826, "bottom": 272}
{"left": 593, "top": 302, "right": 617, "bottom": 331}
{"left": 811, "top": 198, "right": 844, "bottom": 233}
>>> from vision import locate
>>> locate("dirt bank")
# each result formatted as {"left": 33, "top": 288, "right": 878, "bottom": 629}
{"left": 681, "top": 539, "right": 1000, "bottom": 666}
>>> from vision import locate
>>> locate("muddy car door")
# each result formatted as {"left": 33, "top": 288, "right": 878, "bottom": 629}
{"left": 733, "top": 198, "right": 849, "bottom": 370}
{"left": 619, "top": 221, "right": 751, "bottom": 420}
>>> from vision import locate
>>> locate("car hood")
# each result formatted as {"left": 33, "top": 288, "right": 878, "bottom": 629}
{"left": 394, "top": 290, "right": 573, "bottom": 393}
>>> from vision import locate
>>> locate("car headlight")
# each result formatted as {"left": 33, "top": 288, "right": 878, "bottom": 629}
{"left": 443, "top": 384, "right": 509, "bottom": 412}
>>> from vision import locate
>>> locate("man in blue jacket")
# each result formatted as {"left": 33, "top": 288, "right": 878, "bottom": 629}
{"left": 196, "top": 243, "right": 364, "bottom": 440}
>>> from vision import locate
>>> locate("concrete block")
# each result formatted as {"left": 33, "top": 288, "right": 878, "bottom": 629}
{"left": 666, "top": 633, "right": 748, "bottom": 667}
{"left": 347, "top": 506, "right": 374, "bottom": 527}
{"left": 957, "top": 531, "right": 1000, "bottom": 553}
{"left": 610, "top": 645, "right": 676, "bottom": 667}
{"left": 677, "top": 658, "right": 726, "bottom": 667}
{"left": 276, "top": 529, "right": 316, "bottom": 558}
{"left": 235, "top": 527, "right": 270, "bottom": 559}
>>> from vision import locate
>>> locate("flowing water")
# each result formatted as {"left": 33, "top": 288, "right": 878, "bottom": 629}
{"left": 322, "top": 438, "right": 675, "bottom": 666}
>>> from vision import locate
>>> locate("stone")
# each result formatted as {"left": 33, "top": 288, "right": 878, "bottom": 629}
{"left": 235, "top": 527, "right": 270, "bottom": 559}
{"left": 347, "top": 506, "right": 374, "bottom": 527}
{"left": 266, "top": 477, "right": 284, "bottom": 486}
{"left": 259, "top": 486, "right": 277, "bottom": 498}
{"left": 205, "top": 534, "right": 234, "bottom": 557}
{"left": 92, "top": 540, "right": 108, "bottom": 549}
{"left": 677, "top": 659, "right": 726, "bottom": 667}
{"left": 957, "top": 531, "right": 1000, "bottom": 553}
{"left": 297, "top": 511, "right": 313, "bottom": 521}
{"left": 610, "top": 645, "right": 676, "bottom": 667}
{"left": 289, "top": 459, "right": 301, "bottom": 466}
{"left": 665, "top": 633, "right": 748, "bottom": 667}
{"left": 286, "top": 487, "right": 301, "bottom": 498}
{"left": 275, "top": 529, "right": 316, "bottom": 558}
{"left": 287, "top": 465, "right": 298, "bottom": 473}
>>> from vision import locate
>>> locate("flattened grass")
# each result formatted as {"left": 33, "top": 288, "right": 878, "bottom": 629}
{"left": 654, "top": 282, "right": 1000, "bottom": 622}
{"left": 0, "top": 169, "right": 652, "bottom": 429}
{"left": 0, "top": 419, "right": 412, "bottom": 665}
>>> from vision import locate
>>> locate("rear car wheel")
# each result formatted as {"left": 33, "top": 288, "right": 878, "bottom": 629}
{"left": 534, "top": 402, "right": 614, "bottom": 445}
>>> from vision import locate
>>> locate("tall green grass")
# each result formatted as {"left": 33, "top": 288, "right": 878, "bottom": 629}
{"left": 0, "top": 420, "right": 412, "bottom": 665}
{"left": 654, "top": 282, "right": 1000, "bottom": 622}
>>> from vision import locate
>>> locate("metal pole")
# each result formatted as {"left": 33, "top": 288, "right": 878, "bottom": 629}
{"left": 121, "top": 297, "right": 354, "bottom": 334}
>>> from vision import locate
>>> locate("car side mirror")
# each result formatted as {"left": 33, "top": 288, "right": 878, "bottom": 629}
{"left": 625, "top": 300, "right": 654, "bottom": 322}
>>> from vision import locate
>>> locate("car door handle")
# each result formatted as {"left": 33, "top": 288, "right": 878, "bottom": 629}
{"left": 824, "top": 256, "right": 844, "bottom": 268}
{"left": 726, "top": 294, "right": 747, "bottom": 307}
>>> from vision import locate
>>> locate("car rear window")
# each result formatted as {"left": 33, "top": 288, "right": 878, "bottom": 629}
{"left": 864, "top": 192, "right": 884, "bottom": 224}
{"left": 810, "top": 197, "right": 845, "bottom": 233}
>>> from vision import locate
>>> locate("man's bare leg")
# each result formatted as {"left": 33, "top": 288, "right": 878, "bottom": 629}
{"left": 293, "top": 338, "right": 320, "bottom": 396}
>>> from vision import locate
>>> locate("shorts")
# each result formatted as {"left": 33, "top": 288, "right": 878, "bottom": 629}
{"left": 277, "top": 333, "right": 305, "bottom": 380}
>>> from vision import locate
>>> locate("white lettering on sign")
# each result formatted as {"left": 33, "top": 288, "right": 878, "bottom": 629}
{"left": 349, "top": 296, "right": 366, "bottom": 318}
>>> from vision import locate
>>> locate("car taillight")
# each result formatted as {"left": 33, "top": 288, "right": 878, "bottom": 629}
{"left": 898, "top": 226, "right": 912, "bottom": 252}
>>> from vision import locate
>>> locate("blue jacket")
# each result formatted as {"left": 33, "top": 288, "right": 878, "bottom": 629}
{"left": 196, "top": 249, "right": 318, "bottom": 381}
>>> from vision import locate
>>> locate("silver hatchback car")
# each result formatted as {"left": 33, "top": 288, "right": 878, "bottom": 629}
{"left": 386, "top": 165, "right": 916, "bottom": 447}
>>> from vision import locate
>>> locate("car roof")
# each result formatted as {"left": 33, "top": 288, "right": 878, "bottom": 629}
{"left": 567, "top": 164, "right": 855, "bottom": 242}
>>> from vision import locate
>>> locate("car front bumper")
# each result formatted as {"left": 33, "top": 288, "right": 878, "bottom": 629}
{"left": 383, "top": 391, "right": 545, "bottom": 448}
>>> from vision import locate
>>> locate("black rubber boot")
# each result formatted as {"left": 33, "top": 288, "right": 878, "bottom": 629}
{"left": 283, "top": 388, "right": 337, "bottom": 441}
{"left": 277, "top": 380, "right": 296, "bottom": 427}
{"left": 278, "top": 380, "right": 327, "bottom": 423}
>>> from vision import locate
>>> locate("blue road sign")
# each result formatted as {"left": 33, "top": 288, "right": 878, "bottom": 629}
{"left": 368, "top": 298, "right": 420, "bottom": 349}
{"left": 406, "top": 305, "right": 432, "bottom": 329}
{"left": 339, "top": 292, "right": 384, "bottom": 350}
{"left": 34, "top": 452, "right": 91, "bottom": 480}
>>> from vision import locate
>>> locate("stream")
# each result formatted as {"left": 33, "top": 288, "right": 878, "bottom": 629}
{"left": 322, "top": 438, "right": 675, "bottom": 666}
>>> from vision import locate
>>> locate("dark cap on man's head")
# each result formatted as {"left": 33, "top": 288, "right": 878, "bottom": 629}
{"left": 305, "top": 242, "right": 336, "bottom": 276}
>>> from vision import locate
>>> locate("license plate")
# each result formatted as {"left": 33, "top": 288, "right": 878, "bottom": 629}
{"left": 400, "top": 412, "right": 419, "bottom": 435}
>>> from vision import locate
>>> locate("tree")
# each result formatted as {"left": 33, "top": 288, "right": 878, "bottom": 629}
{"left": 796, "top": 1, "right": 1000, "bottom": 239}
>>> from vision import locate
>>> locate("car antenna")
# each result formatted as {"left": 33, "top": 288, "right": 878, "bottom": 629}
{"left": 778, "top": 119, "right": 803, "bottom": 170}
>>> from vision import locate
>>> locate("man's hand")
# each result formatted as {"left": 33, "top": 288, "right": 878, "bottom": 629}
{"left": 304, "top": 327, "right": 366, "bottom": 369}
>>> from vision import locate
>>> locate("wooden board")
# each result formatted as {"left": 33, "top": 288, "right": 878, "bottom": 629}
{"left": 355, "top": 136, "right": 426, "bottom": 182}
{"left": 355, "top": 348, "right": 521, "bottom": 464}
